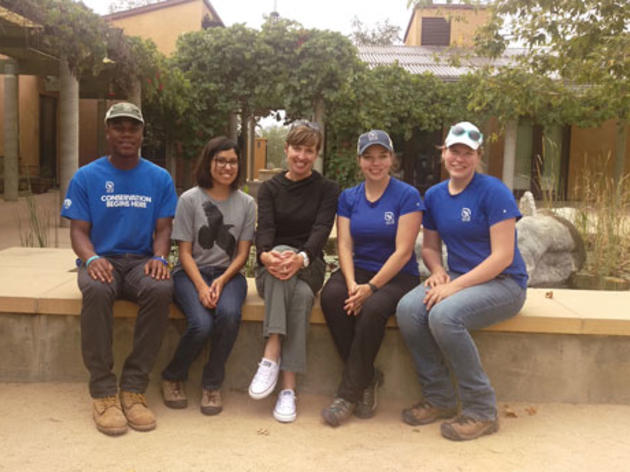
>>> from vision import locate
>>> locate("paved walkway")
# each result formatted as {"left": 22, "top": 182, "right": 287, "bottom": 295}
{"left": 1, "top": 382, "right": 629, "bottom": 472}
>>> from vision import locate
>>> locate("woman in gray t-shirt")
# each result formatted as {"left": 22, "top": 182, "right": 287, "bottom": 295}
{"left": 161, "top": 136, "right": 256, "bottom": 415}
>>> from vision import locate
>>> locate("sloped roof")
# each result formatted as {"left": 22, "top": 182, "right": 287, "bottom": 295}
{"left": 357, "top": 45, "right": 525, "bottom": 81}
{"left": 104, "top": 0, "right": 223, "bottom": 25}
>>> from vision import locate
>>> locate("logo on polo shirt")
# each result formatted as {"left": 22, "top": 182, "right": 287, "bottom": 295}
{"left": 461, "top": 207, "right": 471, "bottom": 222}
{"left": 384, "top": 211, "right": 395, "bottom": 225}
{"left": 105, "top": 181, "right": 114, "bottom": 193}
{"left": 63, "top": 198, "right": 72, "bottom": 209}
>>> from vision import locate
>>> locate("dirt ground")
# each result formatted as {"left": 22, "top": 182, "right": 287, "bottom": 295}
{"left": 1, "top": 382, "right": 629, "bottom": 472}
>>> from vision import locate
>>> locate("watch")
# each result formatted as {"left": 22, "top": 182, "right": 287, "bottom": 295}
{"left": 298, "top": 251, "right": 309, "bottom": 268}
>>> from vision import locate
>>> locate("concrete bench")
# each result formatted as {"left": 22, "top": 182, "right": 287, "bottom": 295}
{"left": 2, "top": 247, "right": 630, "bottom": 404}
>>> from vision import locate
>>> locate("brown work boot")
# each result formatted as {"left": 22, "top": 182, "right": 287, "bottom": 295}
{"left": 92, "top": 395, "right": 128, "bottom": 436}
{"left": 402, "top": 400, "right": 457, "bottom": 426}
{"left": 162, "top": 380, "right": 188, "bottom": 409}
{"left": 200, "top": 389, "right": 223, "bottom": 416}
{"left": 440, "top": 415, "right": 499, "bottom": 441}
{"left": 120, "top": 391, "right": 156, "bottom": 432}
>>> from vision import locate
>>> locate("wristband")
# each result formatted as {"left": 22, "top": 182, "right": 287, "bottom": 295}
{"left": 368, "top": 282, "right": 378, "bottom": 293}
{"left": 297, "top": 251, "right": 309, "bottom": 268}
{"left": 152, "top": 256, "right": 168, "bottom": 267}
{"left": 85, "top": 255, "right": 100, "bottom": 269}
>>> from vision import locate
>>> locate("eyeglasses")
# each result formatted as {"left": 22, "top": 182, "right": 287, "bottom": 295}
{"left": 290, "top": 120, "right": 321, "bottom": 132}
{"left": 214, "top": 158, "right": 239, "bottom": 168}
{"left": 450, "top": 125, "right": 482, "bottom": 143}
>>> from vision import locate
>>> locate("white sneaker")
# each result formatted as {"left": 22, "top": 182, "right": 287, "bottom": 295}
{"left": 273, "top": 389, "right": 297, "bottom": 423}
{"left": 248, "top": 358, "right": 280, "bottom": 400}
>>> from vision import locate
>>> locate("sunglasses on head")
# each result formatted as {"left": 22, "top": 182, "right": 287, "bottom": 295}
{"left": 291, "top": 120, "right": 321, "bottom": 132}
{"left": 450, "top": 125, "right": 482, "bottom": 143}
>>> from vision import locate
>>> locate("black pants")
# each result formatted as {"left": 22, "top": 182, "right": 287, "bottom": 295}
{"left": 320, "top": 268, "right": 418, "bottom": 403}
{"left": 78, "top": 254, "right": 173, "bottom": 398}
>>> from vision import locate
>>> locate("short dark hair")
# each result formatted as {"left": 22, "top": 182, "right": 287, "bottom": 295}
{"left": 195, "top": 136, "right": 241, "bottom": 190}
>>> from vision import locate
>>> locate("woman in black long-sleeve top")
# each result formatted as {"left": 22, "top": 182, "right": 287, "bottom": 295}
{"left": 247, "top": 121, "right": 339, "bottom": 423}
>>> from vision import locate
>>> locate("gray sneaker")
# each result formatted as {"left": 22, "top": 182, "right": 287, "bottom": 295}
{"left": 354, "top": 368, "right": 384, "bottom": 419}
{"left": 162, "top": 380, "right": 187, "bottom": 409}
{"left": 321, "top": 397, "right": 356, "bottom": 427}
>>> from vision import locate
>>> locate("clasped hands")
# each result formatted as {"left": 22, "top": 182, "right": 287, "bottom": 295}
{"left": 423, "top": 268, "right": 460, "bottom": 310}
{"left": 343, "top": 281, "right": 374, "bottom": 316}
{"left": 262, "top": 250, "right": 303, "bottom": 281}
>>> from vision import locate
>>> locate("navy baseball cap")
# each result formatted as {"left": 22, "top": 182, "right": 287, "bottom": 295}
{"left": 357, "top": 129, "right": 394, "bottom": 155}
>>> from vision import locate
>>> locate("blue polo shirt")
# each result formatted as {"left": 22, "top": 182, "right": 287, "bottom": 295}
{"left": 338, "top": 177, "right": 424, "bottom": 276}
{"left": 423, "top": 173, "right": 528, "bottom": 288}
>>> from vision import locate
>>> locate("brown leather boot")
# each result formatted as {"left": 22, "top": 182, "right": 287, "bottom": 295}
{"left": 440, "top": 415, "right": 499, "bottom": 441}
{"left": 402, "top": 400, "right": 457, "bottom": 426}
{"left": 92, "top": 395, "right": 128, "bottom": 436}
{"left": 162, "top": 380, "right": 188, "bottom": 409}
{"left": 200, "top": 389, "right": 223, "bottom": 416}
{"left": 120, "top": 391, "right": 156, "bottom": 432}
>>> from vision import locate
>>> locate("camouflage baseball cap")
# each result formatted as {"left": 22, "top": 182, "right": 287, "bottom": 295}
{"left": 104, "top": 102, "right": 144, "bottom": 124}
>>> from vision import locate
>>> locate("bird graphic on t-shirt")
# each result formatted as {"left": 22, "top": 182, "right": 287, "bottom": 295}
{"left": 198, "top": 201, "right": 236, "bottom": 257}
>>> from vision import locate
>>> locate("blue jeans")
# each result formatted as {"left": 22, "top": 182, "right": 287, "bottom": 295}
{"left": 162, "top": 267, "right": 247, "bottom": 390}
{"left": 396, "top": 274, "right": 526, "bottom": 420}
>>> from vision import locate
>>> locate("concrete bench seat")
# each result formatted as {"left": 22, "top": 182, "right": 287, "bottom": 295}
{"left": 2, "top": 247, "right": 629, "bottom": 336}
{"left": 2, "top": 247, "right": 630, "bottom": 404}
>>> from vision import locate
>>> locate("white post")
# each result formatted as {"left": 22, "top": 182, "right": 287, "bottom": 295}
{"left": 3, "top": 59, "right": 19, "bottom": 201}
{"left": 502, "top": 119, "right": 518, "bottom": 190}
{"left": 59, "top": 58, "right": 79, "bottom": 227}
{"left": 313, "top": 97, "right": 325, "bottom": 173}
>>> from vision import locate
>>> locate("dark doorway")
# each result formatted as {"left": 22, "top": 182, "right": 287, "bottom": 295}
{"left": 398, "top": 129, "right": 443, "bottom": 196}
{"left": 39, "top": 95, "right": 57, "bottom": 184}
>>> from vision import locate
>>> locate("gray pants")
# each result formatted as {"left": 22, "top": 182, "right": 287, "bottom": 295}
{"left": 255, "top": 245, "right": 325, "bottom": 374}
{"left": 78, "top": 254, "right": 173, "bottom": 398}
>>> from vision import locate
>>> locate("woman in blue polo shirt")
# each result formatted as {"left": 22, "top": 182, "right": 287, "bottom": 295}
{"left": 320, "top": 130, "right": 423, "bottom": 427}
{"left": 396, "top": 121, "right": 528, "bottom": 441}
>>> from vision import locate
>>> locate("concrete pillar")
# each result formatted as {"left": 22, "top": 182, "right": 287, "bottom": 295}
{"left": 3, "top": 59, "right": 19, "bottom": 201}
{"left": 228, "top": 112, "right": 238, "bottom": 141}
{"left": 313, "top": 97, "right": 325, "bottom": 173}
{"left": 165, "top": 140, "right": 177, "bottom": 188}
{"left": 247, "top": 115, "right": 256, "bottom": 181}
{"left": 502, "top": 119, "right": 518, "bottom": 190}
{"left": 128, "top": 78, "right": 142, "bottom": 108}
{"left": 96, "top": 99, "right": 107, "bottom": 157}
{"left": 59, "top": 58, "right": 79, "bottom": 227}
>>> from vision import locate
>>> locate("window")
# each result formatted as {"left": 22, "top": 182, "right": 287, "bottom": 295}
{"left": 421, "top": 17, "right": 450, "bottom": 46}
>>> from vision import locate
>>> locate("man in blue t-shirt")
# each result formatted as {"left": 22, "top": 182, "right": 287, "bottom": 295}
{"left": 61, "top": 102, "right": 177, "bottom": 436}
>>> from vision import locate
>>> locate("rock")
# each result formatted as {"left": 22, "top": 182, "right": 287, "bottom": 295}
{"left": 519, "top": 191, "right": 537, "bottom": 217}
{"left": 516, "top": 212, "right": 585, "bottom": 287}
{"left": 414, "top": 231, "right": 448, "bottom": 278}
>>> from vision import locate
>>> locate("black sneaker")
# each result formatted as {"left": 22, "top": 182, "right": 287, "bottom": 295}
{"left": 354, "top": 368, "right": 384, "bottom": 419}
{"left": 321, "top": 397, "right": 356, "bottom": 427}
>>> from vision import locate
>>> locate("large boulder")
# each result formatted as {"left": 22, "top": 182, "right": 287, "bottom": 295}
{"left": 414, "top": 231, "right": 448, "bottom": 278}
{"left": 516, "top": 210, "right": 586, "bottom": 287}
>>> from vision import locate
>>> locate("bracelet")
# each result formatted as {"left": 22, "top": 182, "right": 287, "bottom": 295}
{"left": 368, "top": 282, "right": 378, "bottom": 293}
{"left": 85, "top": 255, "right": 100, "bottom": 269}
{"left": 152, "top": 256, "right": 168, "bottom": 267}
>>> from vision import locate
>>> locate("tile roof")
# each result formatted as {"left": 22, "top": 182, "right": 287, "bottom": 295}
{"left": 357, "top": 45, "right": 525, "bottom": 81}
